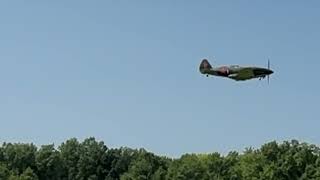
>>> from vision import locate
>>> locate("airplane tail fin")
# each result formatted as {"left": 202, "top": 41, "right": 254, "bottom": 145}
{"left": 199, "top": 59, "right": 212, "bottom": 74}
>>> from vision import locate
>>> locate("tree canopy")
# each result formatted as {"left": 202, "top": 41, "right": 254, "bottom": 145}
{"left": 0, "top": 138, "right": 319, "bottom": 180}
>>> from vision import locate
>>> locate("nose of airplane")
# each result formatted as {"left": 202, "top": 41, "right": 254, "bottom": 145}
{"left": 267, "top": 69, "right": 274, "bottom": 75}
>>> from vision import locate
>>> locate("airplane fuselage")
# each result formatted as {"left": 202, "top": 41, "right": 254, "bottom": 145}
{"left": 199, "top": 59, "right": 274, "bottom": 81}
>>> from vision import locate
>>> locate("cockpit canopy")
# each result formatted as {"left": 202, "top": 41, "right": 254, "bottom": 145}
{"left": 230, "top": 65, "right": 240, "bottom": 68}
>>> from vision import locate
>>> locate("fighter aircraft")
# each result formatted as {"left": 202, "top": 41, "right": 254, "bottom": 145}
{"left": 199, "top": 59, "right": 274, "bottom": 82}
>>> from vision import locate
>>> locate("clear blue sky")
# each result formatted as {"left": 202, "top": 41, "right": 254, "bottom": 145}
{"left": 0, "top": 1, "right": 319, "bottom": 157}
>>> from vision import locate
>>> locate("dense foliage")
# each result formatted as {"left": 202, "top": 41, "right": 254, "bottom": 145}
{"left": 0, "top": 138, "right": 319, "bottom": 180}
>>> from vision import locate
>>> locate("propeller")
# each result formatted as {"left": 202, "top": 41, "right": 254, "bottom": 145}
{"left": 267, "top": 59, "right": 270, "bottom": 84}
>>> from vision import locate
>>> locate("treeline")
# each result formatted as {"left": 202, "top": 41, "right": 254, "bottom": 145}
{"left": 0, "top": 138, "right": 320, "bottom": 180}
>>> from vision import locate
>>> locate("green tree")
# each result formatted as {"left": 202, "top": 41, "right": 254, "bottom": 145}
{"left": 0, "top": 163, "right": 10, "bottom": 179}
{"left": 235, "top": 148, "right": 265, "bottom": 180}
{"left": 166, "top": 154, "right": 206, "bottom": 180}
{"left": 2, "top": 143, "right": 37, "bottom": 174}
{"left": 0, "top": 138, "right": 320, "bottom": 180}
{"left": 59, "top": 138, "right": 81, "bottom": 180}
{"left": 19, "top": 167, "right": 38, "bottom": 180}
{"left": 197, "top": 152, "right": 241, "bottom": 180}
{"left": 121, "top": 149, "right": 169, "bottom": 180}
{"left": 105, "top": 148, "right": 138, "bottom": 179}
{"left": 76, "top": 137, "right": 109, "bottom": 180}
{"left": 36, "top": 144, "right": 65, "bottom": 180}
{"left": 151, "top": 166, "right": 167, "bottom": 180}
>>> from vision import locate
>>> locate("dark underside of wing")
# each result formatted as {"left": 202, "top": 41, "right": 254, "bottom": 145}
{"left": 228, "top": 68, "right": 254, "bottom": 81}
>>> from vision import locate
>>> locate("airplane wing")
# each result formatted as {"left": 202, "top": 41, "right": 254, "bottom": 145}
{"left": 228, "top": 68, "right": 254, "bottom": 81}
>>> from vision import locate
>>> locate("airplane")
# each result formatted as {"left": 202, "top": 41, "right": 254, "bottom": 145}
{"left": 199, "top": 59, "right": 274, "bottom": 82}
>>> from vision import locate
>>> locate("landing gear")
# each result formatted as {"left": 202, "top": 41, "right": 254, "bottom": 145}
{"left": 259, "top": 76, "right": 266, "bottom": 81}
